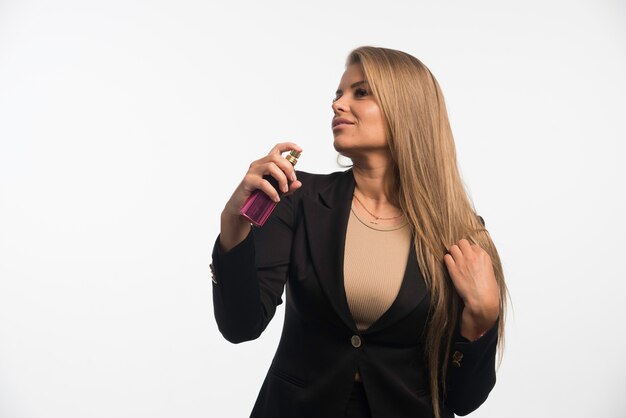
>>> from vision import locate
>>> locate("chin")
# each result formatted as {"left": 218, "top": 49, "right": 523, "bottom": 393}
{"left": 333, "top": 139, "right": 374, "bottom": 161}
{"left": 333, "top": 149, "right": 358, "bottom": 164}
{"left": 333, "top": 140, "right": 352, "bottom": 158}
{"left": 333, "top": 134, "right": 354, "bottom": 153}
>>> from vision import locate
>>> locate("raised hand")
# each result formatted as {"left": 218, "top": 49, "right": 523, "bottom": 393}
{"left": 444, "top": 238, "right": 500, "bottom": 341}
{"left": 220, "top": 142, "right": 303, "bottom": 252}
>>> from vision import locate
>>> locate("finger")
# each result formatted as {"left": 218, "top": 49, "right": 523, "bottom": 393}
{"left": 267, "top": 153, "right": 298, "bottom": 182}
{"left": 244, "top": 161, "right": 289, "bottom": 194}
{"left": 444, "top": 254, "right": 462, "bottom": 288}
{"left": 458, "top": 240, "right": 478, "bottom": 260}
{"left": 255, "top": 148, "right": 299, "bottom": 183}
{"left": 443, "top": 253, "right": 456, "bottom": 268}
{"left": 458, "top": 239, "right": 472, "bottom": 253}
{"left": 269, "top": 142, "right": 303, "bottom": 155}
{"left": 471, "top": 241, "right": 484, "bottom": 254}
{"left": 284, "top": 180, "right": 302, "bottom": 196}
{"left": 448, "top": 243, "right": 464, "bottom": 262}
{"left": 255, "top": 178, "right": 281, "bottom": 203}
{"left": 260, "top": 162, "right": 290, "bottom": 193}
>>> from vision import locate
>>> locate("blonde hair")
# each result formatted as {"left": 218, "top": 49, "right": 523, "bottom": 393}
{"left": 347, "top": 46, "right": 507, "bottom": 418}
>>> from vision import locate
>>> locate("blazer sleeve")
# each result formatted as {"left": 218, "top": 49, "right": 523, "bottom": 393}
{"left": 210, "top": 189, "right": 296, "bottom": 344}
{"left": 444, "top": 319, "right": 499, "bottom": 416}
{"left": 444, "top": 213, "right": 499, "bottom": 416}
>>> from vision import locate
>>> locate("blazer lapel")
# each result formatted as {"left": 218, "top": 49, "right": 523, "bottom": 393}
{"left": 302, "top": 168, "right": 428, "bottom": 334}
{"left": 363, "top": 240, "right": 428, "bottom": 334}
{"left": 302, "top": 169, "right": 356, "bottom": 331}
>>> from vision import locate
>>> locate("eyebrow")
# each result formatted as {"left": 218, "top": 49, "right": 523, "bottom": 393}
{"left": 335, "top": 80, "right": 368, "bottom": 95}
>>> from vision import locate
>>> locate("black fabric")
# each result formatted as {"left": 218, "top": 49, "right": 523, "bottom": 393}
{"left": 345, "top": 381, "right": 373, "bottom": 418}
{"left": 211, "top": 169, "right": 498, "bottom": 418}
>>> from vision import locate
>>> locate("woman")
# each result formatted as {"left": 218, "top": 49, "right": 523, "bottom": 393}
{"left": 211, "top": 46, "right": 507, "bottom": 418}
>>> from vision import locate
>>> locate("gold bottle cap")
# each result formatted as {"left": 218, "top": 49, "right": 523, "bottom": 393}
{"left": 285, "top": 150, "right": 301, "bottom": 166}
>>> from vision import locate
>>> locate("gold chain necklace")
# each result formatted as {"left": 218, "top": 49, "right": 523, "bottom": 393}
{"left": 352, "top": 192, "right": 404, "bottom": 224}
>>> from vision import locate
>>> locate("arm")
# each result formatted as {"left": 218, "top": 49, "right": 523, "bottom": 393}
{"left": 211, "top": 191, "right": 296, "bottom": 344}
{"left": 210, "top": 142, "right": 303, "bottom": 344}
{"left": 444, "top": 319, "right": 499, "bottom": 416}
{"left": 443, "top": 214, "right": 501, "bottom": 415}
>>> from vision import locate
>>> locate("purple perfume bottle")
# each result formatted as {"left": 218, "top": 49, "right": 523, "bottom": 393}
{"left": 240, "top": 150, "right": 301, "bottom": 227}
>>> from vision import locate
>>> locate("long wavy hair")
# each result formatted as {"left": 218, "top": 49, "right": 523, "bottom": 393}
{"left": 346, "top": 46, "right": 507, "bottom": 418}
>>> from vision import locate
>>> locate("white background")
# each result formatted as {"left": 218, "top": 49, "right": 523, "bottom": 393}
{"left": 1, "top": 0, "right": 625, "bottom": 417}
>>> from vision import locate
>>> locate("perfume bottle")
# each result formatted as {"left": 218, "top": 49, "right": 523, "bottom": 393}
{"left": 240, "top": 150, "right": 301, "bottom": 227}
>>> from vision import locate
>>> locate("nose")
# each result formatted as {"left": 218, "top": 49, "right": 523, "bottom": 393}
{"left": 331, "top": 96, "right": 348, "bottom": 114}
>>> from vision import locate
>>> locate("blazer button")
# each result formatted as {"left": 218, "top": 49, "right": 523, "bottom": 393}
{"left": 452, "top": 350, "right": 463, "bottom": 367}
{"left": 209, "top": 263, "right": 217, "bottom": 284}
{"left": 351, "top": 335, "right": 362, "bottom": 348}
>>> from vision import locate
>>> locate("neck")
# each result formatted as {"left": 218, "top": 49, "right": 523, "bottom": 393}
{"left": 351, "top": 158, "right": 399, "bottom": 208}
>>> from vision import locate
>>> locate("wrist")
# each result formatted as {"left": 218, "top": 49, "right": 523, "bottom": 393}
{"left": 219, "top": 210, "right": 252, "bottom": 252}
{"left": 463, "top": 297, "right": 499, "bottom": 324}
{"left": 460, "top": 306, "right": 498, "bottom": 341}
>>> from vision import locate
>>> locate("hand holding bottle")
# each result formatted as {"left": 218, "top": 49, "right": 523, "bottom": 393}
{"left": 220, "top": 142, "right": 303, "bottom": 252}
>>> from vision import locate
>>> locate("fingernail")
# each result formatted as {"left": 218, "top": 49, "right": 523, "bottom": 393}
{"left": 275, "top": 196, "right": 281, "bottom": 202}
{"left": 291, "top": 173, "right": 297, "bottom": 181}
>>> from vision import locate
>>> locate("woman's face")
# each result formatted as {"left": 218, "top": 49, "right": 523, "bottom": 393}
{"left": 331, "top": 64, "right": 388, "bottom": 159}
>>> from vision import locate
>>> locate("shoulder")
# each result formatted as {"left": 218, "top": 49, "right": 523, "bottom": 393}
{"left": 294, "top": 169, "right": 351, "bottom": 196}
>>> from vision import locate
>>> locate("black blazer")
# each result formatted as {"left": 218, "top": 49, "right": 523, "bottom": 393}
{"left": 211, "top": 169, "right": 498, "bottom": 418}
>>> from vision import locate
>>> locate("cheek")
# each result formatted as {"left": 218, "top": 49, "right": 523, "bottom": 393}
{"left": 360, "top": 103, "right": 380, "bottom": 118}
{"left": 362, "top": 108, "right": 386, "bottom": 137}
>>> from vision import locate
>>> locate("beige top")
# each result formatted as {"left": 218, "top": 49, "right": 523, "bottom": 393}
{"left": 344, "top": 204, "right": 412, "bottom": 333}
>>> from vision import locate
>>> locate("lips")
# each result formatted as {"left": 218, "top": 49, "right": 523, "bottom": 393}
{"left": 332, "top": 118, "right": 355, "bottom": 129}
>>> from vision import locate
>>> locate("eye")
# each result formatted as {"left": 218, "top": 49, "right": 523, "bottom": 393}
{"left": 355, "top": 87, "right": 370, "bottom": 98}
{"left": 332, "top": 94, "right": 341, "bottom": 103}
